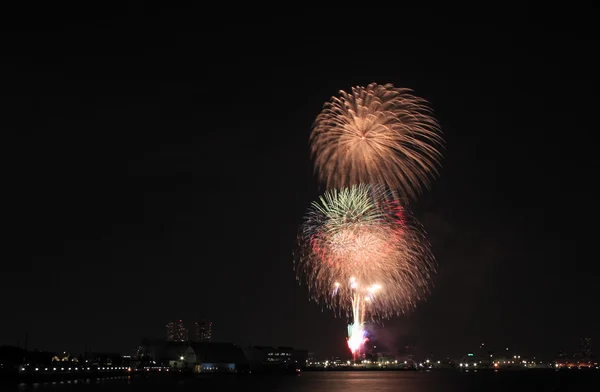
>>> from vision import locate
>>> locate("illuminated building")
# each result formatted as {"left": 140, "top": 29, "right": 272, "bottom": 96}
{"left": 242, "top": 346, "right": 307, "bottom": 372}
{"left": 158, "top": 342, "right": 248, "bottom": 372}
{"left": 581, "top": 337, "right": 592, "bottom": 358}
{"left": 166, "top": 320, "right": 188, "bottom": 342}
{"left": 194, "top": 320, "right": 212, "bottom": 342}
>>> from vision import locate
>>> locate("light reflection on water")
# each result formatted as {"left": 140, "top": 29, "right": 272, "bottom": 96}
{"left": 11, "top": 371, "right": 600, "bottom": 392}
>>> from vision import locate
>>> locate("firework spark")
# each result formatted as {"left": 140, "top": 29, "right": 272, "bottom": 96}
{"left": 347, "top": 323, "right": 367, "bottom": 356}
{"left": 310, "top": 83, "right": 444, "bottom": 200}
{"left": 294, "top": 184, "right": 435, "bottom": 358}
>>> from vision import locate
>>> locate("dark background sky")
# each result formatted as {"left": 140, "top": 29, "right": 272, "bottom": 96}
{"left": 4, "top": 3, "right": 598, "bottom": 359}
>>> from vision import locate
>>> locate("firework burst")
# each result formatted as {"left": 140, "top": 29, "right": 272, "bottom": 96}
{"left": 310, "top": 83, "right": 444, "bottom": 200}
{"left": 294, "top": 184, "right": 435, "bottom": 357}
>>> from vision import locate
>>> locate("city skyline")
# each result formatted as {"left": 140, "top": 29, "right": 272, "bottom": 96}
{"left": 3, "top": 328, "right": 593, "bottom": 364}
{"left": 194, "top": 320, "right": 212, "bottom": 343}
{"left": 164, "top": 319, "right": 212, "bottom": 343}
{"left": 7, "top": 3, "right": 599, "bottom": 359}
{"left": 165, "top": 320, "right": 188, "bottom": 343}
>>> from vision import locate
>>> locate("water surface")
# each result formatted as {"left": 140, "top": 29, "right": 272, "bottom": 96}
{"left": 8, "top": 370, "right": 600, "bottom": 392}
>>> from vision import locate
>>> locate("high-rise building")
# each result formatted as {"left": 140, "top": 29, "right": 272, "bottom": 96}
{"left": 581, "top": 337, "right": 592, "bottom": 358}
{"left": 166, "top": 320, "right": 188, "bottom": 342}
{"left": 194, "top": 320, "right": 212, "bottom": 342}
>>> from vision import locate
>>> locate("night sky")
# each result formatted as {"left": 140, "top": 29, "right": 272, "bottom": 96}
{"left": 5, "top": 4, "right": 598, "bottom": 359}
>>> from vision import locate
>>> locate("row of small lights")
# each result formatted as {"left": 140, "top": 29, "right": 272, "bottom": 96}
{"left": 311, "top": 359, "right": 442, "bottom": 366}
{"left": 555, "top": 363, "right": 599, "bottom": 369}
{"left": 21, "top": 377, "right": 127, "bottom": 386}
{"left": 22, "top": 367, "right": 130, "bottom": 372}
{"left": 143, "top": 367, "right": 169, "bottom": 371}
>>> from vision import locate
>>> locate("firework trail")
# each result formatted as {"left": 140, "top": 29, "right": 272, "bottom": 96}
{"left": 294, "top": 184, "right": 435, "bottom": 358}
{"left": 310, "top": 83, "right": 444, "bottom": 200}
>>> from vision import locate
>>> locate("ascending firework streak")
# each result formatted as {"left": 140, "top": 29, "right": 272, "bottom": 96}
{"left": 310, "top": 83, "right": 444, "bottom": 200}
{"left": 294, "top": 185, "right": 435, "bottom": 358}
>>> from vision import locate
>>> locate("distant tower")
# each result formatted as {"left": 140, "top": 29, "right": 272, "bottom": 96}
{"left": 166, "top": 322, "right": 174, "bottom": 341}
{"left": 194, "top": 319, "right": 212, "bottom": 342}
{"left": 581, "top": 337, "right": 592, "bottom": 358}
{"left": 166, "top": 320, "right": 188, "bottom": 342}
